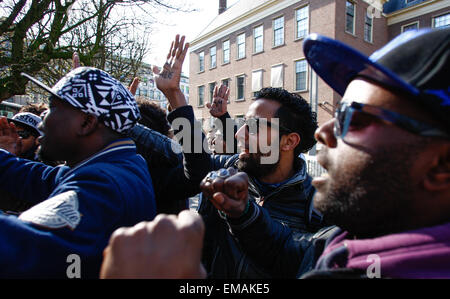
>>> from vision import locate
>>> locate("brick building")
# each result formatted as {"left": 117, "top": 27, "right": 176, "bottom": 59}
{"left": 189, "top": 0, "right": 449, "bottom": 146}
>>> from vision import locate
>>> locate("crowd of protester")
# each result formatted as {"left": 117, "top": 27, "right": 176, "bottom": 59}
{"left": 0, "top": 27, "right": 448, "bottom": 279}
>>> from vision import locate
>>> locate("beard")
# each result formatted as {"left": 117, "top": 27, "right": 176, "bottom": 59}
{"left": 314, "top": 141, "right": 425, "bottom": 238}
{"left": 237, "top": 152, "right": 279, "bottom": 179}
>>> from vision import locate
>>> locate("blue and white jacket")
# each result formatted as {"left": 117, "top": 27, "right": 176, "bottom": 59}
{"left": 0, "top": 139, "right": 156, "bottom": 278}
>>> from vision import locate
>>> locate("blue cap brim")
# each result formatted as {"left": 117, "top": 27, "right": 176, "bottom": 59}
{"left": 303, "top": 33, "right": 421, "bottom": 98}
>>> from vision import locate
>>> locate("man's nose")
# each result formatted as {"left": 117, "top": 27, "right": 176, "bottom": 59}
{"left": 235, "top": 124, "right": 247, "bottom": 143}
{"left": 314, "top": 118, "right": 337, "bottom": 149}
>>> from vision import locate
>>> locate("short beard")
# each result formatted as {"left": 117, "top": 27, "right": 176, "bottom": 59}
{"left": 237, "top": 153, "right": 279, "bottom": 179}
{"left": 315, "top": 141, "right": 427, "bottom": 238}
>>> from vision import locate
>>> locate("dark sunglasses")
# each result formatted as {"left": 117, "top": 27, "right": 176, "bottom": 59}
{"left": 334, "top": 101, "right": 449, "bottom": 140}
{"left": 17, "top": 130, "right": 34, "bottom": 139}
{"left": 241, "top": 117, "right": 293, "bottom": 135}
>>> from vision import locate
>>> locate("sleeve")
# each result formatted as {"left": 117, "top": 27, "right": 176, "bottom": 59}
{"left": 0, "top": 149, "right": 61, "bottom": 204}
{"left": 0, "top": 168, "right": 126, "bottom": 278}
{"left": 225, "top": 201, "right": 312, "bottom": 278}
{"left": 128, "top": 123, "right": 183, "bottom": 168}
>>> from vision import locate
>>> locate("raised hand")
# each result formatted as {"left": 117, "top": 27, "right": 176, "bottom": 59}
{"left": 100, "top": 210, "right": 206, "bottom": 279}
{"left": 128, "top": 77, "right": 139, "bottom": 96}
{"left": 206, "top": 84, "right": 230, "bottom": 118}
{"left": 0, "top": 117, "right": 22, "bottom": 156}
{"left": 200, "top": 168, "right": 250, "bottom": 218}
{"left": 72, "top": 52, "right": 80, "bottom": 69}
{"left": 153, "top": 34, "right": 189, "bottom": 109}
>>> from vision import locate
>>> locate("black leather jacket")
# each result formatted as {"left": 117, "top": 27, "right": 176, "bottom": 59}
{"left": 199, "top": 154, "right": 325, "bottom": 278}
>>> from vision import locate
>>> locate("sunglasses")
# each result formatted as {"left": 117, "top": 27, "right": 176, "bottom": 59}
{"left": 241, "top": 117, "right": 293, "bottom": 135}
{"left": 17, "top": 130, "right": 34, "bottom": 139}
{"left": 334, "top": 101, "right": 449, "bottom": 140}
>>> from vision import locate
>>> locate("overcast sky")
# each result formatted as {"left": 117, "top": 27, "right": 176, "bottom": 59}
{"left": 145, "top": 0, "right": 240, "bottom": 74}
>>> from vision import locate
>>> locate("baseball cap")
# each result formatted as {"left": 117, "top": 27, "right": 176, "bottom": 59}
{"left": 21, "top": 67, "right": 140, "bottom": 134}
{"left": 8, "top": 112, "right": 43, "bottom": 137}
{"left": 303, "top": 27, "right": 450, "bottom": 133}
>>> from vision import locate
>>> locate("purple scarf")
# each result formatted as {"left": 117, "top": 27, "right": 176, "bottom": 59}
{"left": 319, "top": 222, "right": 450, "bottom": 278}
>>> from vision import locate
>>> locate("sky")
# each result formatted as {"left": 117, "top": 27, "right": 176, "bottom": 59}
{"left": 145, "top": 0, "right": 241, "bottom": 74}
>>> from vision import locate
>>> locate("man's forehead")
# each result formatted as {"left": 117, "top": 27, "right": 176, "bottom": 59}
{"left": 245, "top": 98, "right": 281, "bottom": 119}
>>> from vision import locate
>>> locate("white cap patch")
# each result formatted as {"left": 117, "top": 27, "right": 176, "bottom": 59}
{"left": 19, "top": 191, "right": 81, "bottom": 230}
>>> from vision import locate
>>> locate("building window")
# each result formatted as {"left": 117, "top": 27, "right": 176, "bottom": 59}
{"left": 252, "top": 70, "right": 263, "bottom": 93}
{"left": 221, "top": 78, "right": 229, "bottom": 87}
{"left": 199, "top": 52, "right": 205, "bottom": 72}
{"left": 253, "top": 25, "right": 264, "bottom": 53}
{"left": 271, "top": 65, "right": 284, "bottom": 88}
{"left": 237, "top": 33, "right": 246, "bottom": 59}
{"left": 295, "top": 60, "right": 308, "bottom": 91}
{"left": 198, "top": 86, "right": 205, "bottom": 106}
{"left": 223, "top": 40, "right": 230, "bottom": 64}
{"left": 236, "top": 75, "right": 245, "bottom": 101}
{"left": 433, "top": 13, "right": 450, "bottom": 28}
{"left": 401, "top": 22, "right": 419, "bottom": 32}
{"left": 210, "top": 46, "right": 217, "bottom": 69}
{"left": 209, "top": 82, "right": 216, "bottom": 103}
{"left": 296, "top": 6, "right": 309, "bottom": 39}
{"left": 364, "top": 14, "right": 373, "bottom": 42}
{"left": 273, "top": 16, "right": 284, "bottom": 46}
{"left": 345, "top": 1, "right": 355, "bottom": 34}
{"left": 222, "top": 79, "right": 230, "bottom": 103}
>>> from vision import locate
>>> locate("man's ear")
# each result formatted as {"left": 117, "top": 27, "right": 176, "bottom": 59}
{"left": 423, "top": 144, "right": 450, "bottom": 191}
{"left": 78, "top": 114, "right": 99, "bottom": 136}
{"left": 281, "top": 132, "right": 300, "bottom": 152}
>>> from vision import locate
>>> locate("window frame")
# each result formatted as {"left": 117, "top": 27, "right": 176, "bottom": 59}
{"left": 237, "top": 33, "right": 246, "bottom": 60}
{"left": 364, "top": 13, "right": 373, "bottom": 43}
{"left": 222, "top": 39, "right": 230, "bottom": 64}
{"left": 294, "top": 59, "right": 308, "bottom": 92}
{"left": 198, "top": 51, "right": 205, "bottom": 73}
{"left": 236, "top": 74, "right": 245, "bottom": 102}
{"left": 198, "top": 85, "right": 205, "bottom": 107}
{"left": 432, "top": 12, "right": 450, "bottom": 28}
{"left": 210, "top": 45, "right": 217, "bottom": 69}
{"left": 345, "top": 1, "right": 356, "bottom": 35}
{"left": 253, "top": 24, "right": 264, "bottom": 54}
{"left": 401, "top": 21, "right": 419, "bottom": 33}
{"left": 273, "top": 15, "right": 285, "bottom": 47}
{"left": 295, "top": 5, "right": 309, "bottom": 40}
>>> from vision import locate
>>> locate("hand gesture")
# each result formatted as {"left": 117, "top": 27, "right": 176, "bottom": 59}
{"left": 200, "top": 168, "right": 250, "bottom": 218}
{"left": 153, "top": 34, "right": 189, "bottom": 96}
{"left": 206, "top": 84, "right": 230, "bottom": 118}
{"left": 0, "top": 117, "right": 22, "bottom": 156}
{"left": 100, "top": 210, "right": 206, "bottom": 279}
{"left": 72, "top": 52, "right": 81, "bottom": 69}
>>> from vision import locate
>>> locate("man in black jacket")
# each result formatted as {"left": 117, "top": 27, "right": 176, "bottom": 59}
{"left": 199, "top": 28, "right": 450, "bottom": 279}
{"left": 102, "top": 34, "right": 324, "bottom": 278}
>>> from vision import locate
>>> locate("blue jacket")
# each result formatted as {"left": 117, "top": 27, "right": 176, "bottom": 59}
{"left": 0, "top": 139, "right": 156, "bottom": 278}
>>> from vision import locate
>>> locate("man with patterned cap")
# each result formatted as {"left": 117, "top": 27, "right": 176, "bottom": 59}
{"left": 0, "top": 67, "right": 156, "bottom": 278}
{"left": 6, "top": 112, "right": 43, "bottom": 160}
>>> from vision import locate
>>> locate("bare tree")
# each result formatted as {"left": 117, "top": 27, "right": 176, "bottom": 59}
{"left": 0, "top": 0, "right": 193, "bottom": 102}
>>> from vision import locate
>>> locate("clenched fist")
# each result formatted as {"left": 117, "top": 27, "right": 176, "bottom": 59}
{"left": 100, "top": 210, "right": 206, "bottom": 279}
{"left": 200, "top": 168, "right": 250, "bottom": 218}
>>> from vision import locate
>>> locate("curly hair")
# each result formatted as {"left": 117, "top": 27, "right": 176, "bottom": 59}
{"left": 136, "top": 98, "right": 171, "bottom": 137}
{"left": 255, "top": 88, "right": 317, "bottom": 155}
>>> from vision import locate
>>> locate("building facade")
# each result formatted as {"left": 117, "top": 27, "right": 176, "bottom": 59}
{"left": 189, "top": 0, "right": 449, "bottom": 140}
